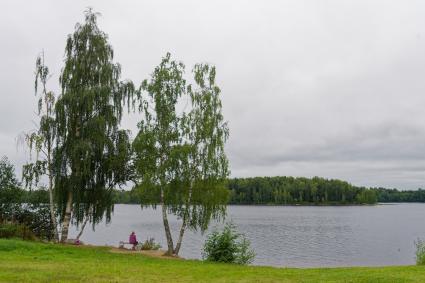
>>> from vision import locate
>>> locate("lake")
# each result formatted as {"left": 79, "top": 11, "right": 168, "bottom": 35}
{"left": 70, "top": 203, "right": 425, "bottom": 267}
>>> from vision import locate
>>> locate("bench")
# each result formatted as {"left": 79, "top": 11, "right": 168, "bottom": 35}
{"left": 119, "top": 241, "right": 139, "bottom": 250}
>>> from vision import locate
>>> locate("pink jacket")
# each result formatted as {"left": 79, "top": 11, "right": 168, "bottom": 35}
{"left": 129, "top": 233, "right": 137, "bottom": 244}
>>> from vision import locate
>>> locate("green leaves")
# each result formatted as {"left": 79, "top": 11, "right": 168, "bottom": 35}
{"left": 22, "top": 50, "right": 56, "bottom": 190}
{"left": 22, "top": 161, "right": 46, "bottom": 189}
{"left": 0, "top": 156, "right": 20, "bottom": 191}
{"left": 0, "top": 157, "right": 23, "bottom": 223}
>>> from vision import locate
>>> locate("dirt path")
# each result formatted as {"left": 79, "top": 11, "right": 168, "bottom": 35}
{"left": 65, "top": 241, "right": 183, "bottom": 260}
{"left": 109, "top": 247, "right": 183, "bottom": 260}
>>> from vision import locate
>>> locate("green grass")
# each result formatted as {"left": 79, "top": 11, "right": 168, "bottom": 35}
{"left": 0, "top": 239, "right": 424, "bottom": 282}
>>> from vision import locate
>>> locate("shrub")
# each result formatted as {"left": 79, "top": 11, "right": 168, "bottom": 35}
{"left": 416, "top": 239, "right": 425, "bottom": 265}
{"left": 0, "top": 223, "right": 36, "bottom": 240}
{"left": 137, "top": 238, "right": 161, "bottom": 251}
{"left": 19, "top": 204, "right": 55, "bottom": 241}
{"left": 202, "top": 222, "right": 255, "bottom": 265}
{"left": 0, "top": 204, "right": 55, "bottom": 241}
{"left": 1, "top": 157, "right": 55, "bottom": 241}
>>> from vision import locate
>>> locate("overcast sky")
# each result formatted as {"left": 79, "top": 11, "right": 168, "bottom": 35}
{"left": 1, "top": 0, "right": 425, "bottom": 189}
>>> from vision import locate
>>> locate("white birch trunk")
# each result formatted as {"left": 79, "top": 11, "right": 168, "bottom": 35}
{"left": 60, "top": 190, "right": 73, "bottom": 243}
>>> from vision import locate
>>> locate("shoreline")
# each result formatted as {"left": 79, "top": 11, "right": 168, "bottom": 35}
{"left": 114, "top": 202, "right": 420, "bottom": 207}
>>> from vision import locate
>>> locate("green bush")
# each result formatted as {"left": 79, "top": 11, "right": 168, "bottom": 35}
{"left": 137, "top": 237, "right": 162, "bottom": 251}
{"left": 202, "top": 222, "right": 255, "bottom": 265}
{"left": 0, "top": 223, "right": 36, "bottom": 240}
{"left": 0, "top": 204, "right": 55, "bottom": 241}
{"left": 416, "top": 239, "right": 425, "bottom": 265}
{"left": 1, "top": 157, "right": 55, "bottom": 241}
{"left": 17, "top": 204, "right": 55, "bottom": 240}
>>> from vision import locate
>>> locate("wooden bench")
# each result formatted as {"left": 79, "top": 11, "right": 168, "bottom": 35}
{"left": 119, "top": 241, "right": 138, "bottom": 250}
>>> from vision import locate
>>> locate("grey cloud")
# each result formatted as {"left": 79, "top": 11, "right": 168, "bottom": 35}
{"left": 231, "top": 122, "right": 425, "bottom": 166}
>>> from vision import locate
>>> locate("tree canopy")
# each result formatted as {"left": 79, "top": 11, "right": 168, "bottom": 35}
{"left": 0, "top": 156, "right": 22, "bottom": 223}
{"left": 53, "top": 9, "right": 134, "bottom": 241}
{"left": 0, "top": 156, "right": 19, "bottom": 190}
{"left": 133, "top": 53, "right": 229, "bottom": 255}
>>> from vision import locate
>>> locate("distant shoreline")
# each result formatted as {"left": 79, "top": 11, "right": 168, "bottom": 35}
{"left": 114, "top": 202, "right": 425, "bottom": 206}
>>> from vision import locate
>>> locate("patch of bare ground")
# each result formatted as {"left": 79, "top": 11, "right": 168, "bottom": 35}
{"left": 109, "top": 247, "right": 183, "bottom": 260}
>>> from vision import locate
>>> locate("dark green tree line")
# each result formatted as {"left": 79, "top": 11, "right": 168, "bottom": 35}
{"left": 228, "top": 176, "right": 377, "bottom": 205}
{"left": 375, "top": 188, "right": 425, "bottom": 202}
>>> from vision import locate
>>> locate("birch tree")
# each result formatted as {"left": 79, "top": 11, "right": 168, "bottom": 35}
{"left": 22, "top": 51, "right": 59, "bottom": 241}
{"left": 133, "top": 53, "right": 229, "bottom": 255}
{"left": 54, "top": 9, "right": 134, "bottom": 242}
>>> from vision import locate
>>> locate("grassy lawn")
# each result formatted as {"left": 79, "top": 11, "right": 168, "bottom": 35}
{"left": 0, "top": 239, "right": 424, "bottom": 282}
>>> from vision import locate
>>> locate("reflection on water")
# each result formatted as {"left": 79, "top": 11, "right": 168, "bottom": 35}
{"left": 70, "top": 203, "right": 425, "bottom": 267}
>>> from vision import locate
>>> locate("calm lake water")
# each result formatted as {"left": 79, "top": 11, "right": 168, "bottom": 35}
{"left": 70, "top": 203, "right": 425, "bottom": 267}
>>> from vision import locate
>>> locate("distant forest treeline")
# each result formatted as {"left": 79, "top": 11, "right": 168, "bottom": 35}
{"left": 112, "top": 176, "right": 425, "bottom": 205}
{"left": 374, "top": 187, "right": 425, "bottom": 202}
{"left": 228, "top": 176, "right": 377, "bottom": 204}
{"left": 227, "top": 177, "right": 425, "bottom": 204}
{"left": 16, "top": 177, "right": 425, "bottom": 205}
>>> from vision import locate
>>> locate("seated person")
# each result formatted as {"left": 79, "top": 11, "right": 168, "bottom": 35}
{"left": 129, "top": 231, "right": 138, "bottom": 250}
